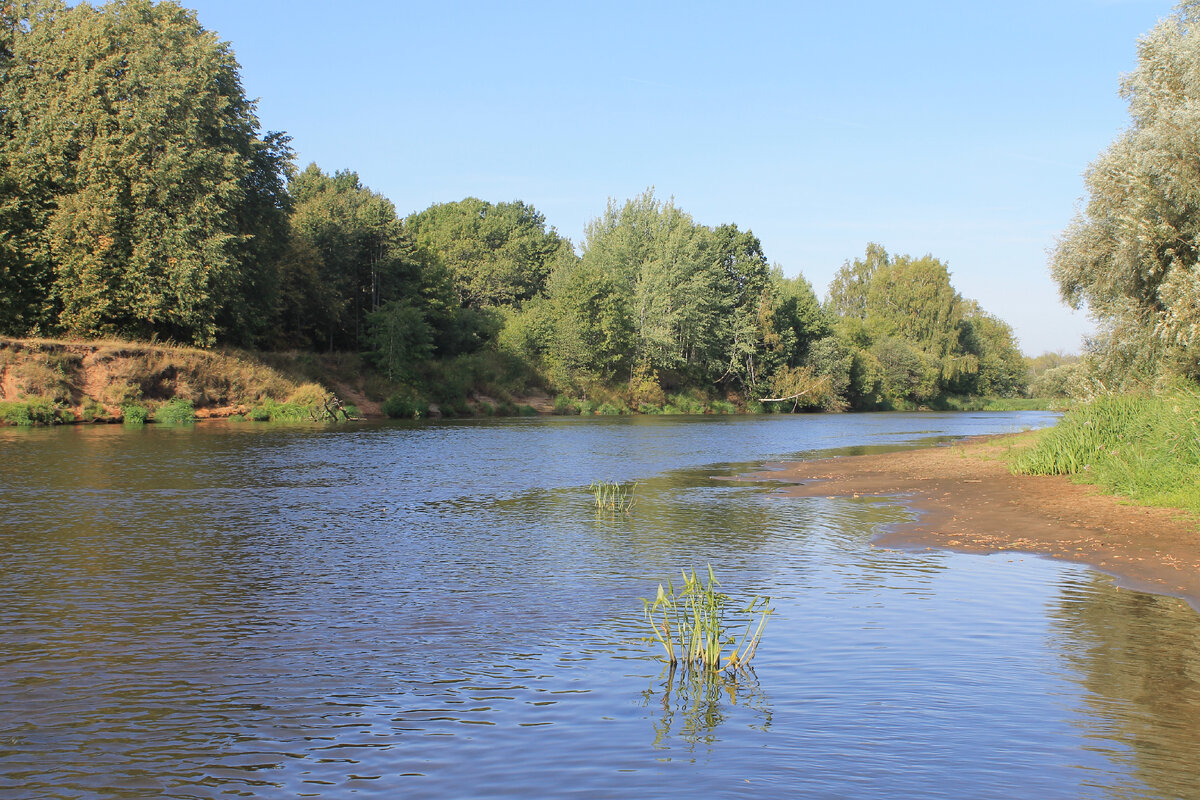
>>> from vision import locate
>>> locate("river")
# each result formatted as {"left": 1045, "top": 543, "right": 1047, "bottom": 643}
{"left": 2, "top": 412, "right": 1198, "bottom": 798}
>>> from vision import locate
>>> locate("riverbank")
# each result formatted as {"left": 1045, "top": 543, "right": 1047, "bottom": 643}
{"left": 766, "top": 433, "right": 1200, "bottom": 610}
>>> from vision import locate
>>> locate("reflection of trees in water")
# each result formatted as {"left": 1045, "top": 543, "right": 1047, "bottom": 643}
{"left": 639, "top": 664, "right": 772, "bottom": 750}
{"left": 1049, "top": 575, "right": 1200, "bottom": 800}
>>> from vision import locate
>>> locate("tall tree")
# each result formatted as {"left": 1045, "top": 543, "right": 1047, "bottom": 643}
{"left": 405, "top": 197, "right": 570, "bottom": 310}
{"left": 285, "top": 165, "right": 423, "bottom": 351}
{"left": 0, "top": 0, "right": 292, "bottom": 344}
{"left": 1051, "top": 3, "right": 1200, "bottom": 386}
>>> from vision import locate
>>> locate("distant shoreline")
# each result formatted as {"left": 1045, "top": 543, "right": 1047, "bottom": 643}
{"left": 765, "top": 434, "right": 1200, "bottom": 611}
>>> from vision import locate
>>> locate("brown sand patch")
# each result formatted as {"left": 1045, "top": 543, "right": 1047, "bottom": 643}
{"left": 764, "top": 434, "right": 1200, "bottom": 610}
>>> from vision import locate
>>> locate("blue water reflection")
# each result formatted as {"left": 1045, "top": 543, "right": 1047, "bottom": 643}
{"left": 2, "top": 412, "right": 1199, "bottom": 798}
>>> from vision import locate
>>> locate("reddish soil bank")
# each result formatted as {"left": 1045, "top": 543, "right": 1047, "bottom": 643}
{"left": 762, "top": 435, "right": 1200, "bottom": 610}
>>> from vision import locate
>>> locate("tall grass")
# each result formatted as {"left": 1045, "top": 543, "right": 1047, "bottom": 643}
{"left": 1011, "top": 388, "right": 1200, "bottom": 513}
{"left": 642, "top": 566, "right": 773, "bottom": 674}
{"left": 591, "top": 479, "right": 636, "bottom": 513}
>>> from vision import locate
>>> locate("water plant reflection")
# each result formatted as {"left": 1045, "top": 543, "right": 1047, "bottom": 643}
{"left": 641, "top": 663, "right": 773, "bottom": 749}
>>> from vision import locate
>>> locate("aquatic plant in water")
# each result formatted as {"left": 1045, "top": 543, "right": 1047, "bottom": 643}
{"left": 642, "top": 565, "right": 772, "bottom": 674}
{"left": 590, "top": 479, "right": 637, "bottom": 513}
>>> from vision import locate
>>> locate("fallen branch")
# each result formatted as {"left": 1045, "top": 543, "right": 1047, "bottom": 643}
{"left": 758, "top": 390, "right": 810, "bottom": 403}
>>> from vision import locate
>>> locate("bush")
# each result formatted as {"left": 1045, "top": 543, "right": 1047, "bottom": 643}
{"left": 710, "top": 400, "right": 737, "bottom": 415}
{"left": 517, "top": 404, "right": 538, "bottom": 416}
{"left": 382, "top": 393, "right": 428, "bottom": 419}
{"left": 638, "top": 402, "right": 663, "bottom": 414}
{"left": 0, "top": 397, "right": 68, "bottom": 425}
{"left": 664, "top": 393, "right": 705, "bottom": 415}
{"left": 247, "top": 398, "right": 312, "bottom": 422}
{"left": 153, "top": 399, "right": 195, "bottom": 424}
{"left": 553, "top": 395, "right": 580, "bottom": 415}
{"left": 81, "top": 399, "right": 108, "bottom": 422}
{"left": 121, "top": 404, "right": 149, "bottom": 425}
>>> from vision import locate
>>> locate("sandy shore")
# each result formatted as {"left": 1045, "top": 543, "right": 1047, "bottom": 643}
{"left": 764, "top": 434, "right": 1200, "bottom": 611}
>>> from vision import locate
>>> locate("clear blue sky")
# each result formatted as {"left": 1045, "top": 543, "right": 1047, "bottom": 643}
{"left": 183, "top": 0, "right": 1175, "bottom": 355}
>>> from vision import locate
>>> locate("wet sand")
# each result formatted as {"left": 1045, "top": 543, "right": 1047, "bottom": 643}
{"left": 765, "top": 434, "right": 1200, "bottom": 611}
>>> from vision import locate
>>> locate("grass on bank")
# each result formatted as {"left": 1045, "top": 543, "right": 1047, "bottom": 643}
{"left": 1010, "top": 387, "right": 1200, "bottom": 514}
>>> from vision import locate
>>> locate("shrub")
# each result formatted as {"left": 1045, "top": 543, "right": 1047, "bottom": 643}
{"left": 638, "top": 402, "right": 663, "bottom": 414}
{"left": 121, "top": 404, "right": 149, "bottom": 425}
{"left": 553, "top": 395, "right": 580, "bottom": 415}
{"left": 248, "top": 398, "right": 312, "bottom": 422}
{"left": 517, "top": 404, "right": 538, "bottom": 416}
{"left": 382, "top": 393, "right": 428, "bottom": 419}
{"left": 286, "top": 382, "right": 330, "bottom": 407}
{"left": 710, "top": 400, "right": 737, "bottom": 415}
{"left": 664, "top": 393, "right": 705, "bottom": 415}
{"left": 153, "top": 399, "right": 195, "bottom": 424}
{"left": 0, "top": 401, "right": 32, "bottom": 425}
{"left": 81, "top": 399, "right": 108, "bottom": 422}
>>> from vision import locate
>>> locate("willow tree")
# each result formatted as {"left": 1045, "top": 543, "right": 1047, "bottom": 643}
{"left": 0, "top": 0, "right": 291, "bottom": 344}
{"left": 1052, "top": 3, "right": 1200, "bottom": 387}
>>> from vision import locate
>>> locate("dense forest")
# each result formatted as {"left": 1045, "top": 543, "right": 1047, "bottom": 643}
{"left": 1, "top": 0, "right": 1044, "bottom": 415}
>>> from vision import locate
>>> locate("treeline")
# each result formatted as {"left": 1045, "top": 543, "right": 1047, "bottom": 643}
{"left": 0, "top": 0, "right": 1029, "bottom": 412}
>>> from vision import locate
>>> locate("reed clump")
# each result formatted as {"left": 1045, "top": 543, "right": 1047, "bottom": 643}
{"left": 642, "top": 565, "right": 773, "bottom": 674}
{"left": 1011, "top": 387, "right": 1200, "bottom": 513}
{"left": 591, "top": 479, "right": 637, "bottom": 513}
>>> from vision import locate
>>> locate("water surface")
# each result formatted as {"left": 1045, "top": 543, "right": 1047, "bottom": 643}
{"left": 2, "top": 412, "right": 1199, "bottom": 798}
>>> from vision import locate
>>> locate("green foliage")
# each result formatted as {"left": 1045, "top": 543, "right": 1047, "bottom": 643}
{"left": 382, "top": 392, "right": 429, "bottom": 420}
{"left": 247, "top": 398, "right": 313, "bottom": 422}
{"left": 553, "top": 395, "right": 581, "bottom": 415}
{"left": 153, "top": 398, "right": 195, "bottom": 424}
{"left": 0, "top": 0, "right": 291, "bottom": 344}
{"left": 366, "top": 300, "right": 434, "bottom": 381}
{"left": 121, "top": 404, "right": 149, "bottom": 425}
{"left": 282, "top": 165, "right": 423, "bottom": 351}
{"left": 0, "top": 397, "right": 62, "bottom": 425}
{"left": 80, "top": 399, "right": 107, "bottom": 422}
{"left": 826, "top": 244, "right": 1027, "bottom": 407}
{"left": 642, "top": 565, "right": 773, "bottom": 674}
{"left": 406, "top": 197, "right": 571, "bottom": 309}
{"left": 663, "top": 392, "right": 706, "bottom": 415}
{"left": 1011, "top": 389, "right": 1200, "bottom": 513}
{"left": 1050, "top": 5, "right": 1200, "bottom": 388}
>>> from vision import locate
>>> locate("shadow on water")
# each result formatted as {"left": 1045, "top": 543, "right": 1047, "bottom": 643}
{"left": 1049, "top": 575, "right": 1200, "bottom": 800}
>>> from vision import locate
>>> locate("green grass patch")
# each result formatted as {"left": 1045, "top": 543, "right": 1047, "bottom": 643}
{"left": 1010, "top": 388, "right": 1200, "bottom": 513}
{"left": 0, "top": 397, "right": 64, "bottom": 425}
{"left": 153, "top": 398, "right": 196, "bottom": 424}
{"left": 247, "top": 398, "right": 314, "bottom": 422}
